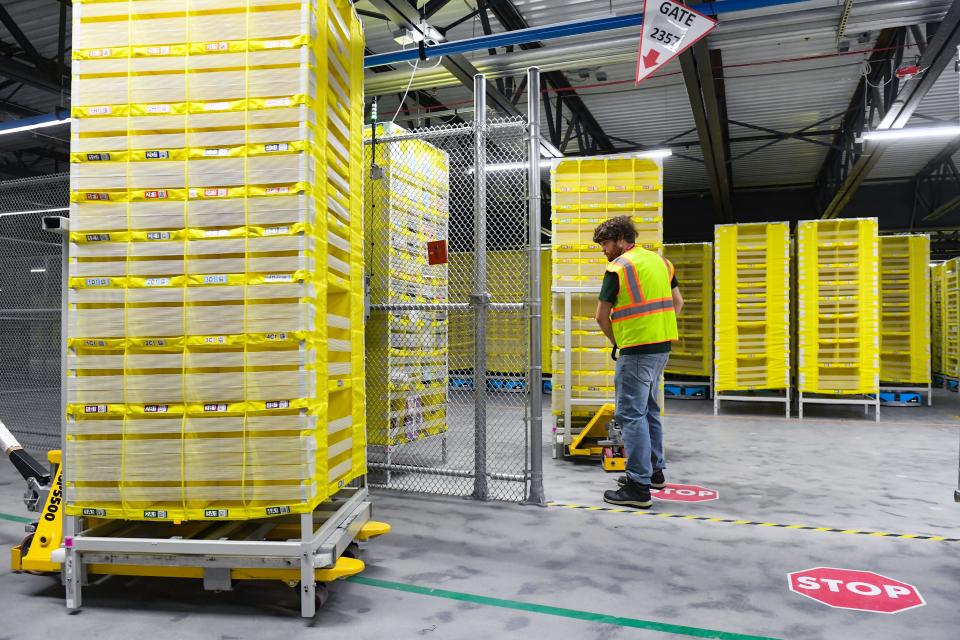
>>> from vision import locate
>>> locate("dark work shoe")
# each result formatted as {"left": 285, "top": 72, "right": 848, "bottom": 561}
{"left": 604, "top": 481, "right": 653, "bottom": 509}
{"left": 618, "top": 469, "right": 665, "bottom": 489}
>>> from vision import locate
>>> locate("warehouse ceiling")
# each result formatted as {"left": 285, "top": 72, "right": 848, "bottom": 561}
{"left": 1, "top": 0, "right": 960, "bottom": 251}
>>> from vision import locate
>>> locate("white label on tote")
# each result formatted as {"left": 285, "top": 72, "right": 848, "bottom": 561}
{"left": 146, "top": 231, "right": 170, "bottom": 240}
{"left": 88, "top": 106, "right": 112, "bottom": 115}
{"left": 265, "top": 400, "right": 290, "bottom": 409}
{"left": 203, "top": 229, "right": 229, "bottom": 237}
{"left": 146, "top": 104, "right": 171, "bottom": 114}
{"left": 203, "top": 403, "right": 228, "bottom": 412}
{"left": 204, "top": 101, "right": 230, "bottom": 111}
{"left": 264, "top": 274, "right": 293, "bottom": 283}
{"left": 265, "top": 97, "right": 291, "bottom": 107}
{"left": 144, "top": 404, "right": 168, "bottom": 413}
{"left": 264, "top": 143, "right": 289, "bottom": 152}
{"left": 204, "top": 148, "right": 229, "bottom": 156}
{"left": 85, "top": 278, "right": 110, "bottom": 287}
{"left": 264, "top": 40, "right": 291, "bottom": 49}
{"left": 144, "top": 277, "right": 171, "bottom": 286}
{"left": 88, "top": 49, "right": 111, "bottom": 58}
{"left": 203, "top": 274, "right": 228, "bottom": 284}
{"left": 264, "top": 226, "right": 289, "bottom": 236}
{"left": 143, "top": 510, "right": 168, "bottom": 519}
{"left": 206, "top": 42, "right": 228, "bottom": 51}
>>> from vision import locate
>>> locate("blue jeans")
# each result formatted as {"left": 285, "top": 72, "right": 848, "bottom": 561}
{"left": 614, "top": 351, "right": 668, "bottom": 485}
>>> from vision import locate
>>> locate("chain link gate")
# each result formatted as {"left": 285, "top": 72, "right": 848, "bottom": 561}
{"left": 0, "top": 173, "right": 68, "bottom": 453}
{"left": 364, "top": 71, "right": 544, "bottom": 503}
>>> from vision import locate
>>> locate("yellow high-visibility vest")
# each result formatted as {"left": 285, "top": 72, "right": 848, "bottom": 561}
{"left": 607, "top": 246, "right": 678, "bottom": 348}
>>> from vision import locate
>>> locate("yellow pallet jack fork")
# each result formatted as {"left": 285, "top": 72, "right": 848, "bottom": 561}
{"left": 3, "top": 420, "right": 390, "bottom": 601}
{"left": 566, "top": 403, "right": 626, "bottom": 472}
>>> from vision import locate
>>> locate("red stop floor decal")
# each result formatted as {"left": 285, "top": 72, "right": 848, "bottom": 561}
{"left": 788, "top": 567, "right": 925, "bottom": 614}
{"left": 651, "top": 483, "right": 718, "bottom": 502}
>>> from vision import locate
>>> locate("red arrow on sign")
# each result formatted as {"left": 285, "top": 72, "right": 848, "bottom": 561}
{"left": 641, "top": 49, "right": 660, "bottom": 68}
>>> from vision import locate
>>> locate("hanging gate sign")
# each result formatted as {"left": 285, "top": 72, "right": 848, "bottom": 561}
{"left": 636, "top": 0, "right": 718, "bottom": 84}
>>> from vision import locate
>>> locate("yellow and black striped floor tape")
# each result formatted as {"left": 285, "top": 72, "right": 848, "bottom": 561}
{"left": 547, "top": 502, "right": 960, "bottom": 542}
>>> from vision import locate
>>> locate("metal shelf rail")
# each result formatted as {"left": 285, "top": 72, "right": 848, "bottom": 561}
{"left": 797, "top": 218, "right": 880, "bottom": 421}
{"left": 713, "top": 223, "right": 791, "bottom": 416}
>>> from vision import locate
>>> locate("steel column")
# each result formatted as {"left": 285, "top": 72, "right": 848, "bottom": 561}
{"left": 472, "top": 74, "right": 489, "bottom": 500}
{"left": 525, "top": 67, "right": 545, "bottom": 506}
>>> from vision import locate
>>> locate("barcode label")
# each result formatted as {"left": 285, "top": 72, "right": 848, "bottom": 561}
{"left": 265, "top": 98, "right": 291, "bottom": 107}
{"left": 265, "top": 400, "right": 290, "bottom": 409}
{"left": 143, "top": 510, "right": 168, "bottom": 519}
{"left": 145, "top": 150, "right": 169, "bottom": 159}
{"left": 144, "top": 404, "right": 168, "bottom": 413}
{"left": 206, "top": 42, "right": 228, "bottom": 51}
{"left": 144, "top": 190, "right": 169, "bottom": 199}
{"left": 144, "top": 277, "right": 171, "bottom": 286}
{"left": 85, "top": 278, "right": 110, "bottom": 287}
{"left": 145, "top": 104, "right": 171, "bottom": 114}
{"left": 83, "top": 405, "right": 108, "bottom": 414}
{"left": 203, "top": 403, "right": 228, "bottom": 412}
{"left": 264, "top": 143, "right": 289, "bottom": 152}
{"left": 265, "top": 226, "right": 289, "bottom": 235}
{"left": 203, "top": 275, "right": 228, "bottom": 284}
{"left": 86, "top": 153, "right": 111, "bottom": 161}
{"left": 264, "top": 274, "right": 293, "bottom": 282}
{"left": 204, "top": 101, "right": 230, "bottom": 111}
{"left": 265, "top": 506, "right": 291, "bottom": 515}
{"left": 146, "top": 46, "right": 171, "bottom": 55}
{"left": 146, "top": 231, "right": 171, "bottom": 240}
{"left": 204, "top": 229, "right": 229, "bottom": 237}
{"left": 204, "top": 509, "right": 229, "bottom": 518}
{"left": 204, "top": 148, "right": 229, "bottom": 156}
{"left": 85, "top": 233, "right": 110, "bottom": 241}
{"left": 88, "top": 106, "right": 112, "bottom": 115}
{"left": 82, "top": 508, "right": 107, "bottom": 516}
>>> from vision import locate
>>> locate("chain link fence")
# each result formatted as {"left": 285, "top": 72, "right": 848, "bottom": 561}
{"left": 364, "top": 110, "right": 538, "bottom": 502}
{"left": 0, "top": 173, "right": 68, "bottom": 453}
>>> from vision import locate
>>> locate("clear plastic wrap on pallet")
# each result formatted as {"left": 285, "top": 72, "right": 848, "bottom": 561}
{"left": 550, "top": 156, "right": 664, "bottom": 420}
{"left": 879, "top": 235, "right": 930, "bottom": 384}
{"left": 664, "top": 243, "right": 712, "bottom": 377}
{"left": 65, "top": 0, "right": 366, "bottom": 522}
{"left": 713, "top": 223, "right": 790, "bottom": 392}
{"left": 364, "top": 123, "right": 450, "bottom": 446}
{"left": 796, "top": 218, "right": 879, "bottom": 394}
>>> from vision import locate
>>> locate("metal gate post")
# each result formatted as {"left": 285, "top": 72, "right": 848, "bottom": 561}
{"left": 472, "top": 74, "right": 489, "bottom": 500}
{"left": 525, "top": 67, "right": 545, "bottom": 506}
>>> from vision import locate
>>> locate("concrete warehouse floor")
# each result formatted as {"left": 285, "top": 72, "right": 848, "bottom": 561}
{"left": 2, "top": 391, "right": 959, "bottom": 639}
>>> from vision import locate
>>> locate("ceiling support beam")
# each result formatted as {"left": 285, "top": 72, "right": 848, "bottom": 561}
{"left": 817, "top": 5, "right": 960, "bottom": 218}
{"left": 680, "top": 41, "right": 734, "bottom": 223}
{"left": 484, "top": 0, "right": 614, "bottom": 153}
{"left": 913, "top": 135, "right": 960, "bottom": 225}
{"left": 367, "top": 0, "right": 523, "bottom": 118}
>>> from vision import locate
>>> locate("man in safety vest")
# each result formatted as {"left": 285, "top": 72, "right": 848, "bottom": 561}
{"left": 593, "top": 216, "right": 683, "bottom": 509}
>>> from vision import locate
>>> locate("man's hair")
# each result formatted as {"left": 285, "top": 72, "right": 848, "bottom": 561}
{"left": 593, "top": 216, "right": 637, "bottom": 244}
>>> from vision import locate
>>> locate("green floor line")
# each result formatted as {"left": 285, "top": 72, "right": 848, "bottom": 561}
{"left": 0, "top": 511, "right": 32, "bottom": 524}
{"left": 348, "top": 575, "right": 781, "bottom": 640}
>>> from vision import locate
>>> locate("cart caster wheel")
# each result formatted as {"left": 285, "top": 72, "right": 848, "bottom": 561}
{"left": 314, "top": 583, "right": 329, "bottom": 609}
{"left": 343, "top": 542, "right": 360, "bottom": 559}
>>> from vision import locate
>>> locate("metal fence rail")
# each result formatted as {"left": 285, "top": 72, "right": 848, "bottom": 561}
{"left": 364, "top": 70, "right": 544, "bottom": 504}
{"left": 0, "top": 173, "right": 68, "bottom": 453}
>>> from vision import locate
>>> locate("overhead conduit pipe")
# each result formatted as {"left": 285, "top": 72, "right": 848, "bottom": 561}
{"left": 362, "top": 0, "right": 946, "bottom": 68}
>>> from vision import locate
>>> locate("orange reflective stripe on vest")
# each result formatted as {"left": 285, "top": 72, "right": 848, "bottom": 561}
{"left": 606, "top": 247, "right": 678, "bottom": 348}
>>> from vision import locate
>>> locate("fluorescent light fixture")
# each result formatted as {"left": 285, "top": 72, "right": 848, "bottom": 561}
{"left": 30, "top": 267, "right": 46, "bottom": 273}
{"left": 0, "top": 117, "right": 71, "bottom": 137}
{"left": 859, "top": 125, "right": 960, "bottom": 142}
{"left": 633, "top": 148, "right": 673, "bottom": 159}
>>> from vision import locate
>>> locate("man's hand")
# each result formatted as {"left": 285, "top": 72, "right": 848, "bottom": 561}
{"left": 611, "top": 344, "right": 618, "bottom": 361}
{"left": 595, "top": 300, "right": 615, "bottom": 345}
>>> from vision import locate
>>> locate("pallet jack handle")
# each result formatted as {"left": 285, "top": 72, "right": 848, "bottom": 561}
{"left": 0, "top": 419, "right": 50, "bottom": 485}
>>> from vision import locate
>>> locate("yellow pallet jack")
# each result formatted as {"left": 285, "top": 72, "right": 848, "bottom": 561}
{"left": 566, "top": 403, "right": 626, "bottom": 472}
{"left": 3, "top": 420, "right": 390, "bottom": 615}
